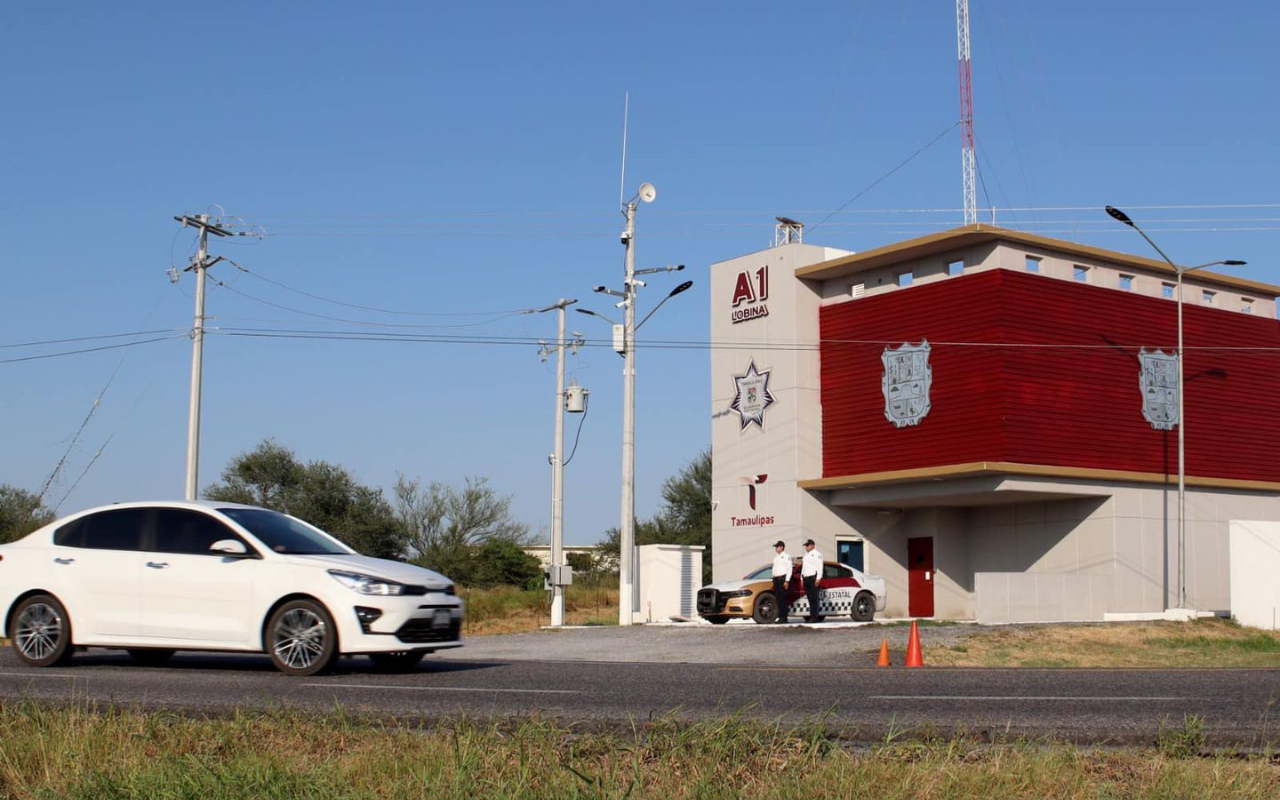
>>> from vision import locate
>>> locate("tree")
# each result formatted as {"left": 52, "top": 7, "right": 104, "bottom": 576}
{"left": 0, "top": 485, "right": 55, "bottom": 544}
{"left": 470, "top": 539, "right": 543, "bottom": 589}
{"left": 393, "top": 474, "right": 531, "bottom": 580}
{"left": 205, "top": 439, "right": 406, "bottom": 560}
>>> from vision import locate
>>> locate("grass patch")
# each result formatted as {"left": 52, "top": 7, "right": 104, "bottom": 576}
{"left": 925, "top": 618, "right": 1280, "bottom": 668}
{"left": 0, "top": 703, "right": 1277, "bottom": 799}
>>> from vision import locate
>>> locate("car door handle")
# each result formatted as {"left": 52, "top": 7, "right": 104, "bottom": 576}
{"left": 53, "top": 557, "right": 75, "bottom": 565}
{"left": 145, "top": 561, "right": 170, "bottom": 569}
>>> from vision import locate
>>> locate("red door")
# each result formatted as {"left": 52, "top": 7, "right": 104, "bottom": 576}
{"left": 908, "top": 537, "right": 934, "bottom": 617}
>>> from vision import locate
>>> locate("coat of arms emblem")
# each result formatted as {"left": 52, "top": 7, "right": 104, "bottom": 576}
{"left": 1138, "top": 348, "right": 1179, "bottom": 431}
{"left": 881, "top": 341, "right": 932, "bottom": 428}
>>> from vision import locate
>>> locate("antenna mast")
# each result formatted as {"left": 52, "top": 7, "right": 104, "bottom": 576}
{"left": 957, "top": 0, "right": 977, "bottom": 226}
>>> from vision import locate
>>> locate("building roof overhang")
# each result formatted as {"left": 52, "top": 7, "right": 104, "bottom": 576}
{"left": 800, "top": 461, "right": 1280, "bottom": 509}
{"left": 793, "top": 224, "right": 1279, "bottom": 297}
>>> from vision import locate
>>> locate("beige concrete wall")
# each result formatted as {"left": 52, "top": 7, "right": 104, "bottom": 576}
{"left": 1228, "top": 521, "right": 1280, "bottom": 630}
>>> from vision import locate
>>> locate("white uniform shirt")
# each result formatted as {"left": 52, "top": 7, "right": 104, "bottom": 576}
{"left": 771, "top": 551, "right": 792, "bottom": 578}
{"left": 801, "top": 548, "right": 823, "bottom": 578}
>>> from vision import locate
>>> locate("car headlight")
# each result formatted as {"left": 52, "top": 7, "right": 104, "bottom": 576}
{"left": 723, "top": 589, "right": 753, "bottom": 598}
{"left": 328, "top": 570, "right": 407, "bottom": 596}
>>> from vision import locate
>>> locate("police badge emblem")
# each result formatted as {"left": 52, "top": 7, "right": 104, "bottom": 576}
{"left": 1138, "top": 347, "right": 1179, "bottom": 431}
{"left": 881, "top": 341, "right": 932, "bottom": 428}
{"left": 730, "top": 360, "right": 775, "bottom": 430}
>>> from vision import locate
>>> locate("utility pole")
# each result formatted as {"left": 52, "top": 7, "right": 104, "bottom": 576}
{"left": 534, "top": 298, "right": 584, "bottom": 627}
{"left": 174, "top": 214, "right": 233, "bottom": 501}
{"left": 619, "top": 194, "right": 641, "bottom": 625}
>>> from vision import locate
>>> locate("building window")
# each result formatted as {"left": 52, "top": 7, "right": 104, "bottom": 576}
{"left": 1025, "top": 256, "right": 1041, "bottom": 273}
{"left": 897, "top": 271, "right": 914, "bottom": 287}
{"left": 948, "top": 259, "right": 964, "bottom": 276}
{"left": 1162, "top": 283, "right": 1175, "bottom": 299}
{"left": 1242, "top": 298, "right": 1255, "bottom": 314}
{"left": 1119, "top": 274, "right": 1134, "bottom": 291}
{"left": 1202, "top": 290, "right": 1216, "bottom": 305}
{"left": 1073, "top": 265, "right": 1089, "bottom": 282}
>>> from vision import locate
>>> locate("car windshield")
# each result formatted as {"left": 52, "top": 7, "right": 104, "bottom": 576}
{"left": 218, "top": 508, "right": 352, "bottom": 555}
{"left": 744, "top": 565, "right": 772, "bottom": 580}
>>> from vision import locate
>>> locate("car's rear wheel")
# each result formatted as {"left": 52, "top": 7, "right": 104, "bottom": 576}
{"left": 127, "top": 648, "right": 176, "bottom": 666}
{"left": 267, "top": 600, "right": 338, "bottom": 676}
{"left": 752, "top": 592, "right": 779, "bottom": 624}
{"left": 368, "top": 651, "right": 425, "bottom": 672}
{"left": 851, "top": 592, "right": 876, "bottom": 622}
{"left": 11, "top": 594, "right": 74, "bottom": 668}
{"left": 705, "top": 616, "right": 729, "bottom": 625}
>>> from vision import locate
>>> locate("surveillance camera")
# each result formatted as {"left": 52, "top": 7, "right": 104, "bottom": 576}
{"left": 593, "top": 286, "right": 607, "bottom": 293}
{"left": 620, "top": 230, "right": 632, "bottom": 244}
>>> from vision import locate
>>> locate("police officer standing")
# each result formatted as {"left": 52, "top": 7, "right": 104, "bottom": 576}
{"left": 800, "top": 538, "right": 823, "bottom": 623}
{"left": 770, "top": 541, "right": 792, "bottom": 623}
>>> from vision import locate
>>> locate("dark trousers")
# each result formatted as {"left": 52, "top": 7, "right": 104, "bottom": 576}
{"left": 772, "top": 576, "right": 790, "bottom": 621}
{"left": 803, "top": 575, "right": 820, "bottom": 621}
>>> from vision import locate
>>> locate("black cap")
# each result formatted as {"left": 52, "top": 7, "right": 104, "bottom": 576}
{"left": 773, "top": 540, "right": 785, "bottom": 548}
{"left": 803, "top": 538, "right": 815, "bottom": 546}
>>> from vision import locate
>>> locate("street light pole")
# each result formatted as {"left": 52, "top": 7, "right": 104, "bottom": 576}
{"left": 619, "top": 196, "right": 640, "bottom": 626}
{"left": 1105, "top": 206, "right": 1245, "bottom": 610}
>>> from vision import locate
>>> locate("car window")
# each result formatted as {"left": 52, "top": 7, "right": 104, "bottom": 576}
{"left": 53, "top": 517, "right": 87, "bottom": 547}
{"left": 152, "top": 509, "right": 248, "bottom": 555}
{"left": 218, "top": 508, "right": 351, "bottom": 555}
{"left": 57, "top": 508, "right": 147, "bottom": 551}
{"left": 824, "top": 563, "right": 852, "bottom": 579}
{"left": 744, "top": 566, "right": 772, "bottom": 580}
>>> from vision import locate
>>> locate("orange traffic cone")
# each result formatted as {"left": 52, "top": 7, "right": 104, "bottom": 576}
{"left": 877, "top": 638, "right": 891, "bottom": 667}
{"left": 905, "top": 620, "right": 925, "bottom": 668}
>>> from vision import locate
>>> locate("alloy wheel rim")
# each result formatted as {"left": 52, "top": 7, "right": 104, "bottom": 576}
{"left": 273, "top": 608, "right": 327, "bottom": 670}
{"left": 16, "top": 603, "right": 62, "bottom": 662}
{"left": 857, "top": 596, "right": 873, "bottom": 616}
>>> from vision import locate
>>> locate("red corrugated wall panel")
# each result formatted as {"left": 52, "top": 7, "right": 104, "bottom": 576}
{"left": 819, "top": 269, "right": 1280, "bottom": 482}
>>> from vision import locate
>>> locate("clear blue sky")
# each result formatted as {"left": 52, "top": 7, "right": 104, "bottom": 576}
{"left": 3, "top": 2, "right": 1278, "bottom": 545}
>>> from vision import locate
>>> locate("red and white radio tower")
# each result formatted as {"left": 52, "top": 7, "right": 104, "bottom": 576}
{"left": 956, "top": 0, "right": 977, "bottom": 226}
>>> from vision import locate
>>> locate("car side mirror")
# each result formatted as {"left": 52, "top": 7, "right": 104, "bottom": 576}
{"left": 210, "top": 539, "right": 250, "bottom": 556}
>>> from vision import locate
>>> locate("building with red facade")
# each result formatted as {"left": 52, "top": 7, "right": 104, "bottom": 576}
{"left": 710, "top": 225, "right": 1280, "bottom": 621}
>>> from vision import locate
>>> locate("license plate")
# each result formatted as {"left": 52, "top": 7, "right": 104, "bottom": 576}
{"left": 432, "top": 609, "right": 451, "bottom": 629}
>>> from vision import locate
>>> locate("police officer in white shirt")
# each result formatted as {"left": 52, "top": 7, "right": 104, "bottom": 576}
{"left": 770, "top": 541, "right": 793, "bottom": 623}
{"left": 800, "top": 538, "right": 824, "bottom": 623}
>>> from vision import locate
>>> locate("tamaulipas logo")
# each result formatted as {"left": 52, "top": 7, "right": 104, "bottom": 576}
{"left": 882, "top": 341, "right": 932, "bottom": 428}
{"left": 730, "top": 264, "right": 769, "bottom": 324}
{"left": 732, "top": 475, "right": 774, "bottom": 528}
{"left": 730, "top": 360, "right": 775, "bottom": 430}
{"left": 1138, "top": 347, "right": 1179, "bottom": 431}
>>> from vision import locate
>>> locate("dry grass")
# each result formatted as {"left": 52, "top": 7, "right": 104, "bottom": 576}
{"left": 0, "top": 703, "right": 1276, "bottom": 799}
{"left": 926, "top": 618, "right": 1280, "bottom": 668}
{"left": 459, "top": 583, "right": 619, "bottom": 637}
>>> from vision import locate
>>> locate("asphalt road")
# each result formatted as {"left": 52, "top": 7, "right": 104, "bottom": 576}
{"left": 1, "top": 625, "right": 1277, "bottom": 745}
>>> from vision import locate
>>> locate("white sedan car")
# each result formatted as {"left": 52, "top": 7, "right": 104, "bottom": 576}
{"left": 0, "top": 500, "right": 463, "bottom": 675}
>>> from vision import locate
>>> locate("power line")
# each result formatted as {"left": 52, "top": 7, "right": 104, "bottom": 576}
{"left": 0, "top": 329, "right": 187, "bottom": 350}
{"left": 225, "top": 259, "right": 529, "bottom": 318}
{"left": 0, "top": 335, "right": 186, "bottom": 365}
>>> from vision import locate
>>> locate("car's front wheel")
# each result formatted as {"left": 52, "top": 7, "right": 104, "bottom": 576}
{"left": 11, "top": 594, "right": 74, "bottom": 668}
{"left": 851, "top": 592, "right": 876, "bottom": 622}
{"left": 752, "top": 593, "right": 780, "bottom": 624}
{"left": 267, "top": 599, "right": 338, "bottom": 676}
{"left": 368, "top": 651, "right": 425, "bottom": 672}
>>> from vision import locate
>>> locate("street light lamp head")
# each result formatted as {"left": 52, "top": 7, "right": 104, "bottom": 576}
{"left": 668, "top": 280, "right": 694, "bottom": 298}
{"left": 1105, "top": 205, "right": 1135, "bottom": 227}
{"left": 1224, "top": 260, "right": 1248, "bottom": 266}
{"left": 593, "top": 286, "right": 607, "bottom": 293}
